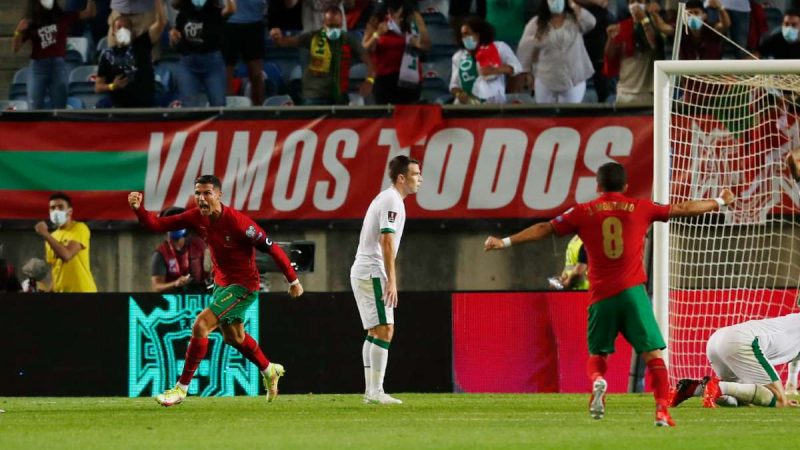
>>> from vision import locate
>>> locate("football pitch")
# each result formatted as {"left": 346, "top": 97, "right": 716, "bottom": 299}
{"left": 0, "top": 393, "right": 793, "bottom": 450}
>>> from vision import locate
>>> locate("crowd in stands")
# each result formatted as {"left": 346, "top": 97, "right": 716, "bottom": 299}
{"left": 5, "top": 0, "right": 800, "bottom": 111}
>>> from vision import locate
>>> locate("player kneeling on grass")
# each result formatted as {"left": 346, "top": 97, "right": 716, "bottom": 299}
{"left": 484, "top": 162, "right": 734, "bottom": 427}
{"left": 670, "top": 314, "right": 800, "bottom": 408}
{"left": 128, "top": 174, "right": 303, "bottom": 407}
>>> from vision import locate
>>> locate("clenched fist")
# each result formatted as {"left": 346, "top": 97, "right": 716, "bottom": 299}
{"left": 128, "top": 192, "right": 143, "bottom": 210}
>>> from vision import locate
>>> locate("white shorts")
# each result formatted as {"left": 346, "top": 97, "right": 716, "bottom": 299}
{"left": 706, "top": 327, "right": 780, "bottom": 385}
{"left": 351, "top": 276, "right": 394, "bottom": 330}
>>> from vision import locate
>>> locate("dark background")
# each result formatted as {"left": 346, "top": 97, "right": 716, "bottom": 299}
{"left": 0, "top": 292, "right": 453, "bottom": 396}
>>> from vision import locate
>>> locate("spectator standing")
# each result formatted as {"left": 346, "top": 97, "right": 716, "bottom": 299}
{"left": 271, "top": 6, "right": 374, "bottom": 105}
{"left": 602, "top": 0, "right": 670, "bottom": 105}
{"left": 517, "top": 0, "right": 596, "bottom": 104}
{"left": 95, "top": 0, "right": 167, "bottom": 107}
{"left": 170, "top": 0, "right": 235, "bottom": 107}
{"left": 12, "top": 0, "right": 97, "bottom": 110}
{"left": 720, "top": 0, "right": 748, "bottom": 56}
{"left": 108, "top": 0, "right": 166, "bottom": 62}
{"left": 35, "top": 192, "right": 97, "bottom": 293}
{"left": 450, "top": 16, "right": 522, "bottom": 104}
{"left": 151, "top": 207, "right": 210, "bottom": 293}
{"left": 758, "top": 9, "right": 800, "bottom": 59}
{"left": 678, "top": 0, "right": 730, "bottom": 61}
{"left": 223, "top": 0, "right": 267, "bottom": 106}
{"left": 575, "top": 0, "right": 611, "bottom": 102}
{"left": 363, "top": 0, "right": 431, "bottom": 104}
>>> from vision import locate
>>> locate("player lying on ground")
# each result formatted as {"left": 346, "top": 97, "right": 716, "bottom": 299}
{"left": 670, "top": 313, "right": 800, "bottom": 408}
{"left": 485, "top": 162, "right": 734, "bottom": 427}
{"left": 128, "top": 175, "right": 303, "bottom": 407}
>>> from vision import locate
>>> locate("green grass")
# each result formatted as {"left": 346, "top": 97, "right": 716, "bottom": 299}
{"left": 0, "top": 394, "right": 792, "bottom": 449}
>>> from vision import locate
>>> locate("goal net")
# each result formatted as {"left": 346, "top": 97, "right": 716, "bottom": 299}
{"left": 653, "top": 60, "right": 800, "bottom": 383}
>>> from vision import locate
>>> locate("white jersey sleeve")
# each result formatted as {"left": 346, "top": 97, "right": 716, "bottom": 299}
{"left": 378, "top": 191, "right": 404, "bottom": 234}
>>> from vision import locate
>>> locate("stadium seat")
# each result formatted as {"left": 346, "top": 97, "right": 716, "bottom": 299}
{"left": 348, "top": 93, "right": 365, "bottom": 106}
{"left": 0, "top": 99, "right": 29, "bottom": 111}
{"left": 420, "top": 76, "right": 450, "bottom": 103}
{"left": 66, "top": 96, "right": 85, "bottom": 109}
{"left": 9, "top": 67, "right": 28, "bottom": 100}
{"left": 226, "top": 95, "right": 253, "bottom": 107}
{"left": 67, "top": 37, "right": 90, "bottom": 63}
{"left": 427, "top": 23, "right": 457, "bottom": 48}
{"left": 422, "top": 60, "right": 452, "bottom": 84}
{"left": 74, "top": 93, "right": 110, "bottom": 109}
{"left": 505, "top": 93, "right": 535, "bottom": 104}
{"left": 422, "top": 11, "right": 448, "bottom": 26}
{"left": 349, "top": 63, "right": 368, "bottom": 86}
{"left": 96, "top": 36, "right": 108, "bottom": 58}
{"left": 288, "top": 65, "right": 304, "bottom": 104}
{"left": 263, "top": 95, "right": 294, "bottom": 106}
{"left": 68, "top": 65, "right": 98, "bottom": 96}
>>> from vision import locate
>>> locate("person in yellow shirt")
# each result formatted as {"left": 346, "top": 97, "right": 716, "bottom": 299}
{"left": 559, "top": 235, "right": 589, "bottom": 290}
{"left": 35, "top": 192, "right": 97, "bottom": 293}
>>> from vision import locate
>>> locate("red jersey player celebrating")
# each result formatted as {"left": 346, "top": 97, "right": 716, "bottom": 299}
{"left": 484, "top": 162, "right": 735, "bottom": 427}
{"left": 128, "top": 175, "right": 304, "bottom": 407}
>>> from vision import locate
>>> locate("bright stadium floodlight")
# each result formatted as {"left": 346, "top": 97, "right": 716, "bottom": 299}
{"left": 653, "top": 59, "right": 800, "bottom": 383}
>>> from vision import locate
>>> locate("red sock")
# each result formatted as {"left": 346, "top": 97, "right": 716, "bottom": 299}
{"left": 647, "top": 357, "right": 670, "bottom": 409}
{"left": 587, "top": 355, "right": 607, "bottom": 382}
{"left": 233, "top": 334, "right": 270, "bottom": 372}
{"left": 178, "top": 337, "right": 208, "bottom": 386}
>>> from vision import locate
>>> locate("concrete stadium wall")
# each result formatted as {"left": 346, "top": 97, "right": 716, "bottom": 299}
{"left": 0, "top": 226, "right": 575, "bottom": 292}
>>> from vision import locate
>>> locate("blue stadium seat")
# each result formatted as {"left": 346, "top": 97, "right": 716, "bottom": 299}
{"left": 422, "top": 60, "right": 452, "bottom": 84}
{"left": 66, "top": 96, "right": 85, "bottom": 109}
{"left": 505, "top": 93, "right": 535, "bottom": 104}
{"left": 349, "top": 62, "right": 368, "bottom": 85}
{"left": 420, "top": 76, "right": 450, "bottom": 103}
{"left": 67, "top": 36, "right": 90, "bottom": 63}
{"left": 765, "top": 8, "right": 783, "bottom": 33}
{"left": 96, "top": 36, "right": 108, "bottom": 58}
{"left": 68, "top": 65, "right": 98, "bottom": 96}
{"left": 74, "top": 93, "right": 110, "bottom": 108}
{"left": 263, "top": 95, "right": 294, "bottom": 106}
{"left": 225, "top": 95, "right": 253, "bottom": 107}
{"left": 9, "top": 67, "right": 28, "bottom": 100}
{"left": 0, "top": 99, "right": 30, "bottom": 111}
{"left": 422, "top": 11, "right": 448, "bottom": 26}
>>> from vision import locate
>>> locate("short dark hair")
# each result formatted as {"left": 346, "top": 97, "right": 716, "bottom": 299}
{"left": 195, "top": 174, "right": 222, "bottom": 189}
{"left": 49, "top": 192, "right": 72, "bottom": 207}
{"left": 596, "top": 162, "right": 627, "bottom": 192}
{"left": 786, "top": 8, "right": 800, "bottom": 17}
{"left": 323, "top": 4, "right": 342, "bottom": 14}
{"left": 685, "top": 0, "right": 705, "bottom": 11}
{"left": 388, "top": 155, "right": 420, "bottom": 182}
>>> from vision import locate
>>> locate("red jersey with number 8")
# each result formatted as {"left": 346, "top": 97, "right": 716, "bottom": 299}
{"left": 550, "top": 192, "right": 671, "bottom": 304}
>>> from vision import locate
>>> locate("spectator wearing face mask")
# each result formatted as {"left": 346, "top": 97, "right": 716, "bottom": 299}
{"left": 34, "top": 192, "right": 97, "bottom": 293}
{"left": 151, "top": 207, "right": 210, "bottom": 293}
{"left": 363, "top": 0, "right": 431, "bottom": 105}
{"left": 678, "top": 0, "right": 729, "bottom": 61}
{"left": 516, "top": 0, "right": 595, "bottom": 104}
{"left": 11, "top": 0, "right": 97, "bottom": 110}
{"left": 758, "top": 9, "right": 800, "bottom": 59}
{"left": 95, "top": 0, "right": 167, "bottom": 107}
{"left": 450, "top": 16, "right": 523, "bottom": 104}
{"left": 170, "top": 0, "right": 236, "bottom": 107}
{"left": 602, "top": 0, "right": 671, "bottom": 105}
{"left": 271, "top": 6, "right": 374, "bottom": 105}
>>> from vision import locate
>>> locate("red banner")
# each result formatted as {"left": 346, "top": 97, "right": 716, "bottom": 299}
{"left": 0, "top": 114, "right": 654, "bottom": 220}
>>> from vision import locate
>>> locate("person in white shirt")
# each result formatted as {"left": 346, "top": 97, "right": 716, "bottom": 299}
{"left": 516, "top": 0, "right": 595, "bottom": 104}
{"left": 670, "top": 314, "right": 800, "bottom": 408}
{"left": 350, "top": 155, "right": 422, "bottom": 405}
{"left": 449, "top": 16, "right": 523, "bottom": 104}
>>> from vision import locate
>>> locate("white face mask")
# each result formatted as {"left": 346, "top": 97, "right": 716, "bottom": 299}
{"left": 50, "top": 209, "right": 69, "bottom": 227}
{"left": 115, "top": 27, "right": 132, "bottom": 46}
{"left": 325, "top": 27, "right": 342, "bottom": 40}
{"left": 40, "top": 0, "right": 54, "bottom": 10}
{"left": 628, "top": 2, "right": 644, "bottom": 16}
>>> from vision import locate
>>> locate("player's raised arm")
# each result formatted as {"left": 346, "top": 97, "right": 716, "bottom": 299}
{"left": 128, "top": 191, "right": 192, "bottom": 232}
{"left": 484, "top": 222, "right": 555, "bottom": 251}
{"left": 668, "top": 188, "right": 735, "bottom": 218}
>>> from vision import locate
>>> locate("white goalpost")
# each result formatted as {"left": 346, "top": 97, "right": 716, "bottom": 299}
{"left": 654, "top": 59, "right": 800, "bottom": 382}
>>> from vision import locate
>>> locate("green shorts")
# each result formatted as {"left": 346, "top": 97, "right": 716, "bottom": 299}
{"left": 587, "top": 284, "right": 666, "bottom": 355}
{"left": 208, "top": 284, "right": 258, "bottom": 325}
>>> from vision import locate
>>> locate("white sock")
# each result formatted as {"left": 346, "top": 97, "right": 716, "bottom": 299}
{"left": 363, "top": 337, "right": 372, "bottom": 395}
{"left": 720, "top": 382, "right": 776, "bottom": 406}
{"left": 370, "top": 339, "right": 390, "bottom": 394}
{"left": 176, "top": 382, "right": 189, "bottom": 392}
{"left": 788, "top": 360, "right": 800, "bottom": 386}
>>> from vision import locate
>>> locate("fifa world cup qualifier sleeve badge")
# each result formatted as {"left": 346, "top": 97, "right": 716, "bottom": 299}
{"left": 387, "top": 212, "right": 397, "bottom": 223}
